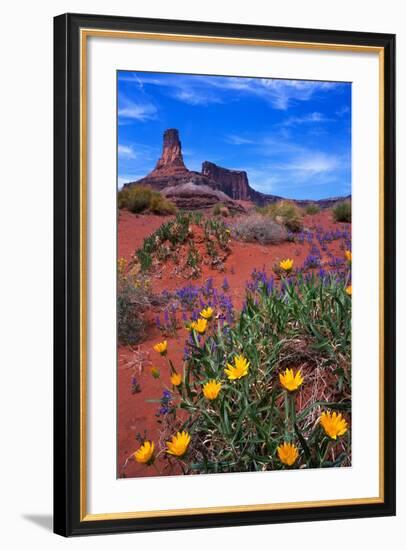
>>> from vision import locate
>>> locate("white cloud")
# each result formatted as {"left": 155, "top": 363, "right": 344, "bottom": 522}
{"left": 280, "top": 112, "right": 332, "bottom": 127}
{"left": 171, "top": 89, "right": 223, "bottom": 106}
{"left": 277, "top": 153, "right": 340, "bottom": 175}
{"left": 118, "top": 144, "right": 136, "bottom": 159}
{"left": 225, "top": 135, "right": 254, "bottom": 145}
{"left": 233, "top": 148, "right": 347, "bottom": 196}
{"left": 118, "top": 96, "right": 157, "bottom": 121}
{"left": 336, "top": 105, "right": 350, "bottom": 117}
{"left": 124, "top": 73, "right": 342, "bottom": 110}
{"left": 207, "top": 77, "right": 341, "bottom": 110}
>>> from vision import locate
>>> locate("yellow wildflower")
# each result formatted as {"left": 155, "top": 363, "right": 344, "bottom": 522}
{"left": 166, "top": 431, "right": 191, "bottom": 457}
{"left": 277, "top": 442, "right": 299, "bottom": 466}
{"left": 279, "top": 368, "right": 303, "bottom": 392}
{"left": 345, "top": 285, "right": 352, "bottom": 296}
{"left": 224, "top": 355, "right": 250, "bottom": 380}
{"left": 200, "top": 307, "right": 214, "bottom": 320}
{"left": 320, "top": 411, "right": 348, "bottom": 440}
{"left": 190, "top": 318, "right": 208, "bottom": 334}
{"left": 345, "top": 250, "right": 352, "bottom": 263}
{"left": 153, "top": 341, "right": 168, "bottom": 356}
{"left": 170, "top": 372, "right": 182, "bottom": 386}
{"left": 203, "top": 380, "right": 222, "bottom": 400}
{"left": 133, "top": 441, "right": 155, "bottom": 464}
{"left": 279, "top": 258, "right": 294, "bottom": 272}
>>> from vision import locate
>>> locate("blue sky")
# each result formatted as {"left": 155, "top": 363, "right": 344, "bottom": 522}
{"left": 117, "top": 71, "right": 351, "bottom": 200}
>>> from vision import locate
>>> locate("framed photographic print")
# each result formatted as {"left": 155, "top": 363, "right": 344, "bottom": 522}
{"left": 54, "top": 13, "right": 396, "bottom": 536}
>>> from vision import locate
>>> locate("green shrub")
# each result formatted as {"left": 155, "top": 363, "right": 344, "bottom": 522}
{"left": 161, "top": 272, "right": 351, "bottom": 474}
{"left": 332, "top": 201, "right": 351, "bottom": 222}
{"left": 304, "top": 203, "right": 320, "bottom": 215}
{"left": 231, "top": 214, "right": 287, "bottom": 244}
{"left": 118, "top": 185, "right": 176, "bottom": 215}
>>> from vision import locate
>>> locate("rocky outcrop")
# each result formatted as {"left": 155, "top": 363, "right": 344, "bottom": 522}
{"left": 201, "top": 161, "right": 290, "bottom": 206}
{"left": 162, "top": 181, "right": 245, "bottom": 212}
{"left": 149, "top": 129, "right": 187, "bottom": 175}
{"left": 123, "top": 129, "right": 244, "bottom": 211}
{"left": 201, "top": 161, "right": 251, "bottom": 201}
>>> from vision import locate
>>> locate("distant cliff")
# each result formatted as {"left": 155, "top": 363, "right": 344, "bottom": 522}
{"left": 123, "top": 129, "right": 350, "bottom": 209}
{"left": 201, "top": 162, "right": 251, "bottom": 201}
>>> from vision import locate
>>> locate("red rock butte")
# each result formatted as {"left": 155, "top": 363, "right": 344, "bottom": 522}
{"left": 123, "top": 128, "right": 351, "bottom": 210}
{"left": 150, "top": 129, "right": 187, "bottom": 176}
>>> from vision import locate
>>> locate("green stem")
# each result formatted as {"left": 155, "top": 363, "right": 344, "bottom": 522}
{"left": 290, "top": 392, "right": 296, "bottom": 433}
{"left": 284, "top": 391, "right": 290, "bottom": 440}
{"left": 284, "top": 391, "right": 297, "bottom": 441}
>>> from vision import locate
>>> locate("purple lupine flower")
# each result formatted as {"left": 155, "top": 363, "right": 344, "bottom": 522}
{"left": 131, "top": 376, "right": 141, "bottom": 394}
{"left": 191, "top": 310, "right": 199, "bottom": 321}
{"left": 222, "top": 277, "right": 230, "bottom": 292}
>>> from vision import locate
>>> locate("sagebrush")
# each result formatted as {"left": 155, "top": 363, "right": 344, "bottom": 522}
{"left": 118, "top": 185, "right": 177, "bottom": 215}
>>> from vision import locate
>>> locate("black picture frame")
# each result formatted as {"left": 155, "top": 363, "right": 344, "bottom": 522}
{"left": 54, "top": 12, "right": 396, "bottom": 537}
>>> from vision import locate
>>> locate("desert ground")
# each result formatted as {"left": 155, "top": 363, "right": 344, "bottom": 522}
{"left": 117, "top": 206, "right": 351, "bottom": 478}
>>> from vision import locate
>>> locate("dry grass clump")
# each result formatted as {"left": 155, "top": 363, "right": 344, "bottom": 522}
{"left": 231, "top": 213, "right": 287, "bottom": 244}
{"left": 257, "top": 200, "right": 304, "bottom": 233}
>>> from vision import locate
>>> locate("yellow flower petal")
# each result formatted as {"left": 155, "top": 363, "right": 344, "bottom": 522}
{"left": 279, "top": 258, "right": 294, "bottom": 272}
{"left": 170, "top": 372, "right": 182, "bottom": 386}
{"left": 153, "top": 341, "right": 168, "bottom": 355}
{"left": 224, "top": 355, "right": 250, "bottom": 380}
{"left": 166, "top": 431, "right": 191, "bottom": 457}
{"left": 277, "top": 442, "right": 299, "bottom": 466}
{"left": 202, "top": 380, "right": 222, "bottom": 400}
{"left": 134, "top": 441, "right": 155, "bottom": 464}
{"left": 189, "top": 318, "right": 208, "bottom": 334}
{"left": 200, "top": 307, "right": 214, "bottom": 320}
{"left": 320, "top": 411, "right": 348, "bottom": 439}
{"left": 279, "top": 368, "right": 304, "bottom": 392}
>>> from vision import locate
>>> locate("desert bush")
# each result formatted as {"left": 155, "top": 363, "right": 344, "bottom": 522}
{"left": 212, "top": 204, "right": 222, "bottom": 216}
{"left": 135, "top": 213, "right": 231, "bottom": 275}
{"left": 231, "top": 214, "right": 287, "bottom": 245}
{"left": 143, "top": 270, "right": 351, "bottom": 474}
{"left": 117, "top": 266, "right": 151, "bottom": 345}
{"left": 305, "top": 203, "right": 320, "bottom": 215}
{"left": 118, "top": 185, "right": 176, "bottom": 215}
{"left": 332, "top": 201, "right": 351, "bottom": 223}
{"left": 213, "top": 204, "right": 230, "bottom": 217}
{"left": 258, "top": 200, "right": 304, "bottom": 233}
{"left": 149, "top": 193, "right": 177, "bottom": 215}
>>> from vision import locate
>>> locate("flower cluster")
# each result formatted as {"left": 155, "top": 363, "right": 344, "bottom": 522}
{"left": 130, "top": 239, "right": 351, "bottom": 475}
